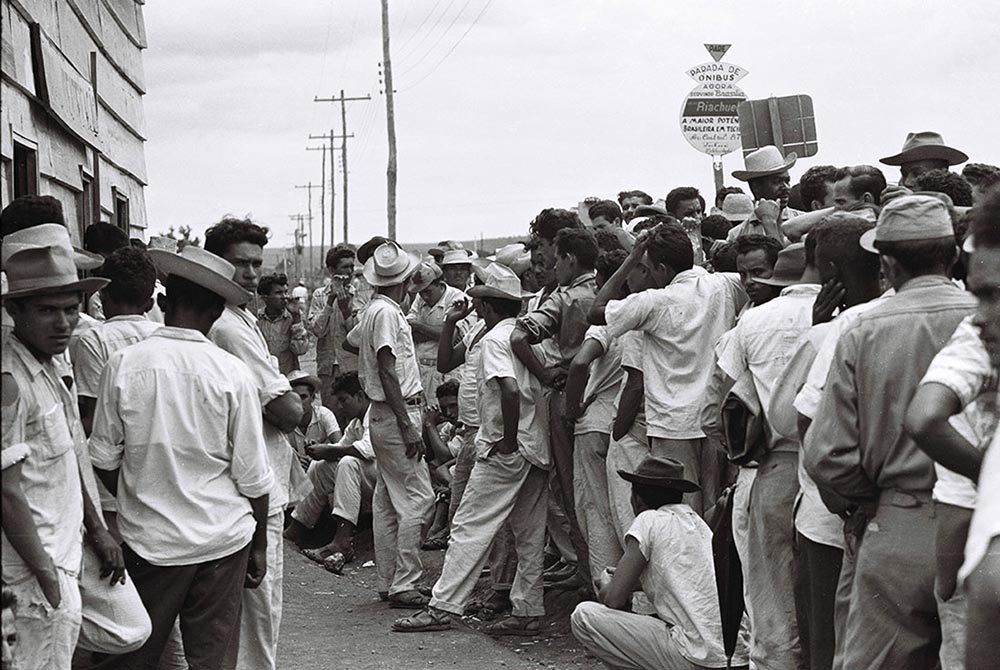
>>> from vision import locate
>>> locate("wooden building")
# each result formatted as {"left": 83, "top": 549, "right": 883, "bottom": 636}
{"left": 1, "top": 0, "right": 148, "bottom": 243}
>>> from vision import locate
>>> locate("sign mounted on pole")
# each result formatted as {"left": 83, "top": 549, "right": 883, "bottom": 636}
{"left": 738, "top": 94, "right": 818, "bottom": 158}
{"left": 679, "top": 46, "right": 747, "bottom": 157}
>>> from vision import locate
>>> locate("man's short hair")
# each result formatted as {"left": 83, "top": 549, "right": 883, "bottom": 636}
{"left": 357, "top": 236, "right": 389, "bottom": 264}
{"left": 257, "top": 273, "right": 288, "bottom": 297}
{"left": 530, "top": 208, "right": 582, "bottom": 242}
{"left": 435, "top": 379, "right": 460, "bottom": 399}
{"left": 714, "top": 186, "right": 744, "bottom": 208}
{"left": 84, "top": 222, "right": 129, "bottom": 256}
{"left": 596, "top": 249, "right": 628, "bottom": 280}
{"left": 594, "top": 229, "right": 626, "bottom": 253}
{"left": 331, "top": 371, "right": 364, "bottom": 397}
{"left": 554, "top": 228, "right": 599, "bottom": 270}
{"left": 616, "top": 190, "right": 653, "bottom": 206}
{"left": 913, "top": 170, "right": 974, "bottom": 208}
{"left": 734, "top": 234, "right": 783, "bottom": 267}
{"left": 326, "top": 243, "right": 355, "bottom": 269}
{"left": 809, "top": 214, "right": 879, "bottom": 277}
{"left": 834, "top": 165, "right": 888, "bottom": 205}
{"left": 588, "top": 199, "right": 622, "bottom": 224}
{"left": 631, "top": 483, "right": 684, "bottom": 509}
{"left": 971, "top": 190, "right": 1000, "bottom": 250}
{"left": 97, "top": 247, "right": 156, "bottom": 306}
{"left": 709, "top": 241, "right": 738, "bottom": 272}
{"left": 875, "top": 238, "right": 957, "bottom": 276}
{"left": 482, "top": 296, "right": 522, "bottom": 318}
{"left": 701, "top": 214, "right": 733, "bottom": 240}
{"left": 1, "top": 587, "right": 15, "bottom": 611}
{"left": 0, "top": 195, "right": 65, "bottom": 238}
{"left": 646, "top": 223, "right": 694, "bottom": 274}
{"left": 164, "top": 274, "right": 225, "bottom": 314}
{"left": 798, "top": 165, "right": 838, "bottom": 209}
{"left": 664, "top": 187, "right": 704, "bottom": 217}
{"left": 204, "top": 217, "right": 269, "bottom": 257}
{"left": 962, "top": 163, "right": 1000, "bottom": 189}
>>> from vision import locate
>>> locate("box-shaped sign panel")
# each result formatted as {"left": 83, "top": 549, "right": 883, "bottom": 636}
{"left": 738, "top": 95, "right": 817, "bottom": 158}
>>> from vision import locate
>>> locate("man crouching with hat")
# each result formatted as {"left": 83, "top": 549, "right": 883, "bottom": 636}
{"left": 570, "top": 456, "right": 749, "bottom": 670}
{"left": 89, "top": 246, "right": 274, "bottom": 668}
{"left": 1, "top": 229, "right": 125, "bottom": 670}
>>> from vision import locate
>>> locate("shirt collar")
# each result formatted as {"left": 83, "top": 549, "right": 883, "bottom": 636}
{"left": 150, "top": 326, "right": 210, "bottom": 343}
{"left": 373, "top": 293, "right": 404, "bottom": 312}
{"left": 258, "top": 308, "right": 289, "bottom": 322}
{"left": 227, "top": 304, "right": 258, "bottom": 327}
{"left": 896, "top": 275, "right": 956, "bottom": 293}
{"left": 106, "top": 314, "right": 149, "bottom": 323}
{"left": 670, "top": 265, "right": 709, "bottom": 284}
{"left": 779, "top": 283, "right": 821, "bottom": 297}
{"left": 561, "top": 271, "right": 596, "bottom": 291}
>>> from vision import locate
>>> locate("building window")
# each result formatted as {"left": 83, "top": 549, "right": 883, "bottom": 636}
{"left": 78, "top": 171, "right": 94, "bottom": 238}
{"left": 13, "top": 142, "right": 38, "bottom": 198}
{"left": 114, "top": 189, "right": 129, "bottom": 232}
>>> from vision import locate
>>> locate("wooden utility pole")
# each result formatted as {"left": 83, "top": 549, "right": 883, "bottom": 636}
{"left": 288, "top": 214, "right": 305, "bottom": 279}
{"left": 314, "top": 93, "right": 369, "bottom": 243}
{"left": 306, "top": 144, "right": 327, "bottom": 253}
{"left": 294, "top": 183, "right": 321, "bottom": 273}
{"left": 380, "top": 0, "right": 397, "bottom": 239}
{"left": 309, "top": 129, "right": 354, "bottom": 243}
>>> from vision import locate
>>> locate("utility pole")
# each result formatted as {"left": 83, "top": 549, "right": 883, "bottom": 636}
{"left": 294, "top": 183, "right": 321, "bottom": 274}
{"left": 309, "top": 130, "right": 352, "bottom": 243}
{"left": 288, "top": 215, "right": 305, "bottom": 280}
{"left": 380, "top": 0, "right": 397, "bottom": 239}
{"left": 314, "top": 92, "right": 369, "bottom": 243}
{"left": 305, "top": 144, "right": 327, "bottom": 253}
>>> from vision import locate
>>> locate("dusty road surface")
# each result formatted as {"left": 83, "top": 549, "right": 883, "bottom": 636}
{"left": 277, "top": 537, "right": 603, "bottom": 670}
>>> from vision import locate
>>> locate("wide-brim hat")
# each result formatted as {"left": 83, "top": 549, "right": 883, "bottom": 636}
{"left": 2, "top": 223, "right": 104, "bottom": 271}
{"left": 720, "top": 193, "right": 755, "bottom": 222}
{"left": 617, "top": 456, "right": 700, "bottom": 493}
{"left": 493, "top": 243, "right": 531, "bottom": 277}
{"left": 148, "top": 246, "right": 251, "bottom": 305}
{"left": 2, "top": 231, "right": 109, "bottom": 299}
{"left": 754, "top": 242, "right": 806, "bottom": 287}
{"left": 362, "top": 241, "right": 420, "bottom": 287}
{"left": 879, "top": 131, "right": 968, "bottom": 167}
{"left": 467, "top": 263, "right": 527, "bottom": 301}
{"left": 859, "top": 194, "right": 955, "bottom": 253}
{"left": 732, "top": 146, "right": 797, "bottom": 182}
{"left": 440, "top": 248, "right": 474, "bottom": 266}
{"left": 409, "top": 260, "right": 444, "bottom": 294}
{"left": 287, "top": 369, "right": 322, "bottom": 393}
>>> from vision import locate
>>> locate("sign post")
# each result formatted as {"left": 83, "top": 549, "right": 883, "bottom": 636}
{"left": 680, "top": 45, "right": 747, "bottom": 193}
{"left": 737, "top": 94, "right": 818, "bottom": 158}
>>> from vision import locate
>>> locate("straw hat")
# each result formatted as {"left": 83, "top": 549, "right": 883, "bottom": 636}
{"left": 408, "top": 261, "right": 444, "bottom": 293}
{"left": 754, "top": 243, "right": 806, "bottom": 287}
{"left": 879, "top": 131, "right": 968, "bottom": 167}
{"left": 287, "top": 369, "right": 322, "bottom": 394}
{"left": 617, "top": 456, "right": 700, "bottom": 493}
{"left": 467, "top": 263, "right": 526, "bottom": 301}
{"left": 440, "top": 249, "right": 474, "bottom": 266}
{"left": 493, "top": 243, "right": 531, "bottom": 277}
{"left": 859, "top": 195, "right": 955, "bottom": 253}
{"left": 2, "top": 225, "right": 108, "bottom": 298}
{"left": 362, "top": 241, "right": 420, "bottom": 287}
{"left": 2, "top": 223, "right": 104, "bottom": 271}
{"left": 720, "top": 193, "right": 755, "bottom": 222}
{"left": 147, "top": 246, "right": 251, "bottom": 305}
{"left": 732, "top": 146, "right": 798, "bottom": 182}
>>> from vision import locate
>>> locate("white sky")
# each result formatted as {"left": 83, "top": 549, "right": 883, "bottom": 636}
{"left": 142, "top": 0, "right": 1000, "bottom": 251}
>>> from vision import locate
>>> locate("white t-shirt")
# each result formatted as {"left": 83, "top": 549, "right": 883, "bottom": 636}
{"left": 627, "top": 504, "right": 748, "bottom": 668}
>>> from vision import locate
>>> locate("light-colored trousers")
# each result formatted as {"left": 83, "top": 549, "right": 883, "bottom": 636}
{"left": 292, "top": 455, "right": 377, "bottom": 528}
{"left": 369, "top": 402, "right": 434, "bottom": 596}
{"left": 574, "top": 431, "right": 622, "bottom": 583}
{"left": 571, "top": 601, "right": 703, "bottom": 670}
{"left": 606, "top": 429, "right": 649, "bottom": 541}
{"left": 731, "top": 465, "right": 757, "bottom": 647}
{"left": 233, "top": 512, "right": 284, "bottom": 670}
{"left": 430, "top": 451, "right": 548, "bottom": 617}
{"left": 7, "top": 567, "right": 81, "bottom": 670}
{"left": 77, "top": 542, "right": 152, "bottom": 654}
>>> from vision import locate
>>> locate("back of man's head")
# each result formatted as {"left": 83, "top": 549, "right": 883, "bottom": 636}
{"left": 646, "top": 223, "right": 694, "bottom": 275}
{"left": 84, "top": 222, "right": 130, "bottom": 257}
{"left": 98, "top": 247, "right": 156, "bottom": 309}
{"left": 971, "top": 190, "right": 1000, "bottom": 250}
{"left": 809, "top": 214, "right": 880, "bottom": 282}
{"left": 204, "top": 216, "right": 269, "bottom": 258}
{"left": 799, "top": 165, "right": 838, "bottom": 211}
{"left": 961, "top": 163, "right": 1000, "bottom": 191}
{"left": 913, "top": 169, "right": 974, "bottom": 208}
{"left": 529, "top": 208, "right": 582, "bottom": 242}
{"left": 0, "top": 195, "right": 65, "bottom": 238}
{"left": 163, "top": 274, "right": 225, "bottom": 321}
{"left": 588, "top": 200, "right": 622, "bottom": 226}
{"left": 835, "top": 165, "right": 887, "bottom": 205}
{"left": 714, "top": 186, "right": 744, "bottom": 210}
{"left": 332, "top": 370, "right": 364, "bottom": 397}
{"left": 554, "top": 228, "right": 599, "bottom": 271}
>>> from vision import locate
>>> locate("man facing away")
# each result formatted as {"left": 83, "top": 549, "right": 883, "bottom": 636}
{"left": 256, "top": 273, "right": 308, "bottom": 375}
{"left": 91, "top": 246, "right": 273, "bottom": 669}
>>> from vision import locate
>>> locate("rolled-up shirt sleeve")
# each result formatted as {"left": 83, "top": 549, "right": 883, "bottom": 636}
{"left": 370, "top": 308, "right": 403, "bottom": 356}
{"left": 228, "top": 375, "right": 274, "bottom": 499}
{"left": 72, "top": 331, "right": 105, "bottom": 399}
{"left": 89, "top": 353, "right": 126, "bottom": 470}
{"left": 516, "top": 292, "right": 565, "bottom": 344}
{"left": 919, "top": 317, "right": 994, "bottom": 405}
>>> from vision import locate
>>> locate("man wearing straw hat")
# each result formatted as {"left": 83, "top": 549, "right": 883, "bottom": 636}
{"left": 1, "top": 226, "right": 126, "bottom": 670}
{"left": 727, "top": 145, "right": 805, "bottom": 245}
{"left": 90, "top": 245, "right": 273, "bottom": 669}
{"left": 346, "top": 241, "right": 435, "bottom": 609}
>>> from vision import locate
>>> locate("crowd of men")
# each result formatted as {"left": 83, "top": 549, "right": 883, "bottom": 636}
{"left": 1, "top": 129, "right": 999, "bottom": 670}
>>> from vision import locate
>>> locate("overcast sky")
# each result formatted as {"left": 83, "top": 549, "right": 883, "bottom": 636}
{"left": 142, "top": 0, "right": 999, "bottom": 251}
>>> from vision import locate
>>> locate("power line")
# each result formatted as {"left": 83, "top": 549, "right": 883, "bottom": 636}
{"left": 400, "top": 0, "right": 495, "bottom": 91}
{"left": 398, "top": 0, "right": 475, "bottom": 76}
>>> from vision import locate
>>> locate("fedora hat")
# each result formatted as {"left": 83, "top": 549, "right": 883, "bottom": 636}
{"left": 147, "top": 246, "right": 251, "bottom": 305}
{"left": 147, "top": 235, "right": 179, "bottom": 252}
{"left": 617, "top": 456, "right": 700, "bottom": 493}
{"left": 2, "top": 226, "right": 109, "bottom": 299}
{"left": 440, "top": 248, "right": 474, "bottom": 266}
{"left": 732, "top": 146, "right": 798, "bottom": 182}
{"left": 879, "top": 131, "right": 968, "bottom": 167}
{"left": 467, "top": 263, "right": 526, "bottom": 301}
{"left": 720, "top": 193, "right": 754, "bottom": 222}
{"left": 362, "top": 241, "right": 420, "bottom": 287}
{"left": 287, "top": 369, "right": 322, "bottom": 394}
{"left": 2, "top": 223, "right": 104, "bottom": 271}
{"left": 754, "top": 243, "right": 806, "bottom": 287}
{"left": 859, "top": 194, "right": 955, "bottom": 253}
{"left": 408, "top": 260, "right": 444, "bottom": 294}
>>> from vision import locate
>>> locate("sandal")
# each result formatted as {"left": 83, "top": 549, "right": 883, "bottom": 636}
{"left": 391, "top": 607, "right": 452, "bottom": 633}
{"left": 300, "top": 548, "right": 332, "bottom": 565}
{"left": 322, "top": 551, "right": 353, "bottom": 575}
{"left": 388, "top": 590, "right": 431, "bottom": 609}
{"left": 421, "top": 535, "right": 449, "bottom": 550}
{"left": 483, "top": 615, "right": 542, "bottom": 637}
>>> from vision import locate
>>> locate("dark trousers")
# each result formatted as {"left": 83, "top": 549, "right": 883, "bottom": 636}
{"left": 793, "top": 532, "right": 843, "bottom": 670}
{"left": 548, "top": 389, "right": 591, "bottom": 582}
{"left": 109, "top": 543, "right": 250, "bottom": 670}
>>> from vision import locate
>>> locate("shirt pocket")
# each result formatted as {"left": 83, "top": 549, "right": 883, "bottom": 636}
{"left": 33, "top": 403, "right": 74, "bottom": 461}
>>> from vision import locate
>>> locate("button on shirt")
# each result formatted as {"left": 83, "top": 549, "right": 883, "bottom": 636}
{"left": 605, "top": 268, "right": 746, "bottom": 439}
{"left": 805, "top": 277, "right": 977, "bottom": 505}
{"left": 517, "top": 272, "right": 597, "bottom": 369}
{"left": 348, "top": 294, "right": 422, "bottom": 402}
{"left": 89, "top": 327, "right": 274, "bottom": 566}
{"left": 475, "top": 319, "right": 549, "bottom": 469}
{"left": 715, "top": 284, "right": 820, "bottom": 452}
{"left": 257, "top": 308, "right": 309, "bottom": 375}
{"left": 627, "top": 504, "right": 749, "bottom": 668}
{"left": 1, "top": 336, "right": 85, "bottom": 583}
{"left": 210, "top": 305, "right": 297, "bottom": 514}
{"left": 407, "top": 284, "right": 469, "bottom": 364}
{"left": 71, "top": 315, "right": 162, "bottom": 399}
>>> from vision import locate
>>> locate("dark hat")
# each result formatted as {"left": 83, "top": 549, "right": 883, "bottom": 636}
{"left": 617, "top": 456, "right": 700, "bottom": 493}
{"left": 754, "top": 242, "right": 806, "bottom": 287}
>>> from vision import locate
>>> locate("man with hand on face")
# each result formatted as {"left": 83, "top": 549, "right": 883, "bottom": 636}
{"left": 257, "top": 273, "right": 308, "bottom": 375}
{"left": 309, "top": 244, "right": 360, "bottom": 413}
{"left": 727, "top": 146, "right": 804, "bottom": 245}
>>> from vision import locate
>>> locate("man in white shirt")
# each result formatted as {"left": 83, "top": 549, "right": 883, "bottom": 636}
{"left": 284, "top": 372, "right": 377, "bottom": 576}
{"left": 571, "top": 456, "right": 748, "bottom": 670}
{"left": 204, "top": 218, "right": 304, "bottom": 669}
{"left": 284, "top": 370, "right": 342, "bottom": 470}
{"left": 406, "top": 261, "right": 469, "bottom": 404}
{"left": 590, "top": 222, "right": 746, "bottom": 516}
{"left": 90, "top": 245, "right": 273, "bottom": 669}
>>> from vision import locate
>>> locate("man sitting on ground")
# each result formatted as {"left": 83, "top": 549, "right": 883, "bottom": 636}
{"left": 283, "top": 372, "right": 377, "bottom": 575}
{"left": 421, "top": 380, "right": 464, "bottom": 550}
{"left": 285, "top": 370, "right": 342, "bottom": 470}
